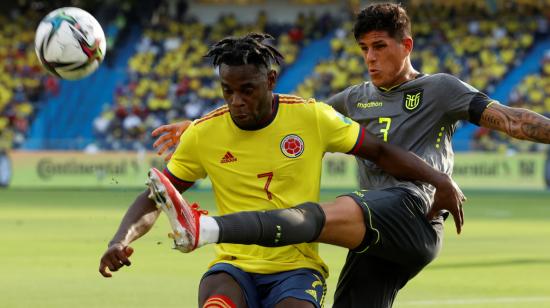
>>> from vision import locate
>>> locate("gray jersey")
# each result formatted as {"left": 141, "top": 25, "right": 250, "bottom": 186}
{"left": 327, "top": 73, "right": 492, "bottom": 211}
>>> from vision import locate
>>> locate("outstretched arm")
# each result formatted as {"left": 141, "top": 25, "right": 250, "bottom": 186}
{"left": 479, "top": 103, "right": 550, "bottom": 143}
{"left": 99, "top": 190, "right": 160, "bottom": 277}
{"left": 352, "top": 130, "right": 465, "bottom": 233}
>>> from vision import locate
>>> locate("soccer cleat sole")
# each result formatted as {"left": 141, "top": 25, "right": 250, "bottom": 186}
{"left": 147, "top": 169, "right": 195, "bottom": 253}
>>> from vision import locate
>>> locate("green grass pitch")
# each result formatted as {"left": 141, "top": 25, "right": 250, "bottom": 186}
{"left": 1, "top": 188, "right": 549, "bottom": 307}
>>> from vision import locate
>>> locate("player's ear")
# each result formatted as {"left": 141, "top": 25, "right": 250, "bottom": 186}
{"left": 402, "top": 36, "right": 413, "bottom": 54}
{"left": 267, "top": 69, "right": 277, "bottom": 91}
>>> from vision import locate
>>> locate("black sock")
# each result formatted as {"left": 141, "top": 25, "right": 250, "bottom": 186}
{"left": 213, "top": 202, "right": 325, "bottom": 247}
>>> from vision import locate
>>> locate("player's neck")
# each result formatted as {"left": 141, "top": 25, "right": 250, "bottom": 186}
{"left": 379, "top": 66, "right": 420, "bottom": 92}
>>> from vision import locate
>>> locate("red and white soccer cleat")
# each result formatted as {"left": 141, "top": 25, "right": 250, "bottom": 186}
{"left": 147, "top": 168, "right": 207, "bottom": 253}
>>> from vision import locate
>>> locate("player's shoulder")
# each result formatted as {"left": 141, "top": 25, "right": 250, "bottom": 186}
{"left": 424, "top": 73, "right": 478, "bottom": 92}
{"left": 277, "top": 94, "right": 336, "bottom": 123}
{"left": 193, "top": 105, "right": 230, "bottom": 127}
{"left": 278, "top": 94, "right": 314, "bottom": 105}
{"left": 342, "top": 81, "right": 370, "bottom": 94}
{"left": 278, "top": 94, "right": 320, "bottom": 114}
{"left": 422, "top": 73, "right": 462, "bottom": 85}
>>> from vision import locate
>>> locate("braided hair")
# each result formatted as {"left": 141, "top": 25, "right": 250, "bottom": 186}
{"left": 205, "top": 33, "right": 283, "bottom": 69}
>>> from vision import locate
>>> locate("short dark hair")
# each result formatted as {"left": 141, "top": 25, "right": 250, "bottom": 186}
{"left": 205, "top": 33, "right": 283, "bottom": 69}
{"left": 353, "top": 3, "right": 411, "bottom": 41}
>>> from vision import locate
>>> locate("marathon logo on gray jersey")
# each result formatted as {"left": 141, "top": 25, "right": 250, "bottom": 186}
{"left": 356, "top": 101, "right": 383, "bottom": 109}
{"left": 403, "top": 89, "right": 423, "bottom": 112}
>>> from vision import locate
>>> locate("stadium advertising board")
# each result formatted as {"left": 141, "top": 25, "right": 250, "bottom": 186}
{"left": 9, "top": 151, "right": 169, "bottom": 189}
{"left": 453, "top": 152, "right": 547, "bottom": 189}
{"left": 6, "top": 151, "right": 548, "bottom": 190}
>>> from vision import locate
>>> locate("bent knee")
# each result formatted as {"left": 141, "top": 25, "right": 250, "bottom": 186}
{"left": 199, "top": 273, "right": 245, "bottom": 306}
{"left": 321, "top": 196, "right": 365, "bottom": 227}
{"left": 318, "top": 197, "right": 366, "bottom": 249}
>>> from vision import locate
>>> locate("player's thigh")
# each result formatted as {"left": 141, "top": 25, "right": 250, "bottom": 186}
{"left": 275, "top": 297, "right": 314, "bottom": 308}
{"left": 334, "top": 253, "right": 415, "bottom": 308}
{"left": 259, "top": 268, "right": 326, "bottom": 308}
{"left": 199, "top": 263, "right": 258, "bottom": 308}
{"left": 345, "top": 188, "right": 442, "bottom": 266}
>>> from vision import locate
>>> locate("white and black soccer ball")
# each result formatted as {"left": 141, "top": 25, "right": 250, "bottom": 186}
{"left": 35, "top": 7, "right": 106, "bottom": 80}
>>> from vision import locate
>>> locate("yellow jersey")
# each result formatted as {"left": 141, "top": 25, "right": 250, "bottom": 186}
{"left": 167, "top": 94, "right": 361, "bottom": 277}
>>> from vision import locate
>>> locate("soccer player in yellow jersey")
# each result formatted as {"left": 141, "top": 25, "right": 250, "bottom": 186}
{"left": 98, "top": 33, "right": 464, "bottom": 308}
{"left": 166, "top": 91, "right": 362, "bottom": 279}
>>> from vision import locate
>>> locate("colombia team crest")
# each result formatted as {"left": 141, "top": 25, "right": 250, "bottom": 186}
{"left": 280, "top": 134, "right": 304, "bottom": 158}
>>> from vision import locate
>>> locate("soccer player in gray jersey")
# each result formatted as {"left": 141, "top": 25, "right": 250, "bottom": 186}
{"left": 148, "top": 3, "right": 550, "bottom": 307}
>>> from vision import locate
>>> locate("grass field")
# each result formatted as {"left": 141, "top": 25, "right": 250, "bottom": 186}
{"left": 1, "top": 188, "right": 549, "bottom": 307}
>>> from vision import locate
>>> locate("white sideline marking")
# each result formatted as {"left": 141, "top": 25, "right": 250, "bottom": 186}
{"left": 397, "top": 296, "right": 550, "bottom": 306}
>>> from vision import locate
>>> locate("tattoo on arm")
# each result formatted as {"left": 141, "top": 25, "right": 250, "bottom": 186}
{"left": 479, "top": 103, "right": 550, "bottom": 143}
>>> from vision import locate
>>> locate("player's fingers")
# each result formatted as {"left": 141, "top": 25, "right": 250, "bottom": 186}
{"left": 156, "top": 142, "right": 174, "bottom": 156}
{"left": 153, "top": 134, "right": 173, "bottom": 149}
{"left": 125, "top": 246, "right": 134, "bottom": 257}
{"left": 455, "top": 201, "right": 464, "bottom": 234}
{"left": 103, "top": 259, "right": 118, "bottom": 273}
{"left": 454, "top": 212, "right": 462, "bottom": 234}
{"left": 114, "top": 250, "right": 132, "bottom": 267}
{"left": 99, "top": 260, "right": 113, "bottom": 277}
{"left": 151, "top": 125, "right": 171, "bottom": 137}
{"left": 106, "top": 254, "right": 124, "bottom": 272}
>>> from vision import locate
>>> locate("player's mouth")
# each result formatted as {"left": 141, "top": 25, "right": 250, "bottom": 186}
{"left": 369, "top": 69, "right": 380, "bottom": 76}
{"left": 234, "top": 114, "right": 249, "bottom": 120}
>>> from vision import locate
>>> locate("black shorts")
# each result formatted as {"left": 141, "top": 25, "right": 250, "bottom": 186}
{"left": 333, "top": 188, "right": 444, "bottom": 308}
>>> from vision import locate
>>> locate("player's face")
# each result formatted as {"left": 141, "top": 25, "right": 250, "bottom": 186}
{"left": 356, "top": 31, "right": 413, "bottom": 88}
{"left": 219, "top": 63, "right": 276, "bottom": 129}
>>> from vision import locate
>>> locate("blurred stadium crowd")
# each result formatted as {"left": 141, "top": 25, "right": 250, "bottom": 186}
{"left": 0, "top": 0, "right": 132, "bottom": 149}
{"left": 0, "top": 0, "right": 549, "bottom": 153}
{"left": 90, "top": 4, "right": 337, "bottom": 151}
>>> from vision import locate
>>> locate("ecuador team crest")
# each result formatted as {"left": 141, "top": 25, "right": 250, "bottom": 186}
{"left": 280, "top": 134, "right": 304, "bottom": 158}
{"left": 403, "top": 89, "right": 423, "bottom": 112}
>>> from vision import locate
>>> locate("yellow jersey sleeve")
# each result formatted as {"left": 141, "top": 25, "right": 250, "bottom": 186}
{"left": 166, "top": 121, "right": 207, "bottom": 181}
{"left": 315, "top": 102, "right": 361, "bottom": 153}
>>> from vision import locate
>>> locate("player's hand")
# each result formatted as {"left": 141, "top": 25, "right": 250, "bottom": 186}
{"left": 99, "top": 243, "right": 134, "bottom": 278}
{"left": 151, "top": 120, "right": 192, "bottom": 162}
{"left": 428, "top": 174, "right": 466, "bottom": 234}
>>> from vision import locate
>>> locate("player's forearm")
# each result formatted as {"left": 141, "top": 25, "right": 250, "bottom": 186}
{"left": 108, "top": 190, "right": 161, "bottom": 247}
{"left": 480, "top": 104, "right": 550, "bottom": 143}
{"left": 386, "top": 146, "right": 449, "bottom": 187}
{"left": 355, "top": 132, "right": 450, "bottom": 188}
{"left": 373, "top": 143, "right": 450, "bottom": 187}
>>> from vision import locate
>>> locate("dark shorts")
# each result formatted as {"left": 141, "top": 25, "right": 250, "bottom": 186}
{"left": 333, "top": 188, "right": 444, "bottom": 308}
{"left": 202, "top": 263, "right": 326, "bottom": 308}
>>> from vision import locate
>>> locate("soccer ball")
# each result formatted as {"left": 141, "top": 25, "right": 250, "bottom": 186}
{"left": 35, "top": 7, "right": 106, "bottom": 80}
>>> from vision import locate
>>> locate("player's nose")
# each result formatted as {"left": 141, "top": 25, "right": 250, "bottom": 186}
{"left": 230, "top": 94, "right": 246, "bottom": 107}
